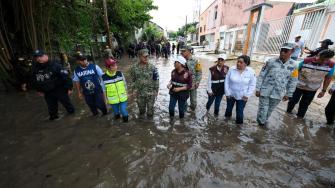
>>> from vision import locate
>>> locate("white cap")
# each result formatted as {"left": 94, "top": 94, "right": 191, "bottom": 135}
{"left": 218, "top": 54, "right": 227, "bottom": 60}
{"left": 174, "top": 56, "right": 187, "bottom": 66}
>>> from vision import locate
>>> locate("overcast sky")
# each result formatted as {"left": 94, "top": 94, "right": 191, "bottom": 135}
{"left": 150, "top": 0, "right": 318, "bottom": 31}
{"left": 150, "top": 0, "right": 214, "bottom": 31}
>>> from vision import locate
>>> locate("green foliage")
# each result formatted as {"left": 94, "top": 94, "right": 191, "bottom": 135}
{"left": 177, "top": 22, "right": 197, "bottom": 37}
{"left": 142, "top": 23, "right": 163, "bottom": 41}
{"left": 168, "top": 31, "right": 178, "bottom": 39}
{"left": 49, "top": 1, "right": 97, "bottom": 52}
{"left": 106, "top": 0, "right": 157, "bottom": 42}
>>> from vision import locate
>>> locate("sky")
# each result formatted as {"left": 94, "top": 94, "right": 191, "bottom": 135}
{"left": 150, "top": 0, "right": 318, "bottom": 31}
{"left": 150, "top": 0, "right": 214, "bottom": 31}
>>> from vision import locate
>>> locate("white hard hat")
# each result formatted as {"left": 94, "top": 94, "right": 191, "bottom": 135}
{"left": 174, "top": 56, "right": 187, "bottom": 66}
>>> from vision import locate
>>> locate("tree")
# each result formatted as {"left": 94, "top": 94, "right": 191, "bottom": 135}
{"left": 142, "top": 23, "right": 163, "bottom": 42}
{"left": 0, "top": 0, "right": 157, "bottom": 89}
{"left": 105, "top": 0, "right": 157, "bottom": 45}
{"left": 176, "top": 22, "right": 198, "bottom": 37}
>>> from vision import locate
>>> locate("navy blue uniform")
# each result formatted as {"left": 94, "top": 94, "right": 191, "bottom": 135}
{"left": 74, "top": 64, "right": 107, "bottom": 115}
{"left": 32, "top": 61, "right": 75, "bottom": 119}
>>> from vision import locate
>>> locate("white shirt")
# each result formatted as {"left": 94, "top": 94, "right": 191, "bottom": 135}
{"left": 224, "top": 66, "right": 256, "bottom": 100}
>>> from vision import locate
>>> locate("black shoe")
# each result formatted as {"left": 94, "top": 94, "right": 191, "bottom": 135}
{"left": 214, "top": 110, "right": 219, "bottom": 116}
{"left": 114, "top": 114, "right": 121, "bottom": 119}
{"left": 122, "top": 116, "right": 128, "bottom": 122}
{"left": 49, "top": 115, "right": 60, "bottom": 121}
{"left": 286, "top": 110, "right": 293, "bottom": 114}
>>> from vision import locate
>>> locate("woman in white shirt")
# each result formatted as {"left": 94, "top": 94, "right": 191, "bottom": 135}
{"left": 224, "top": 55, "right": 256, "bottom": 124}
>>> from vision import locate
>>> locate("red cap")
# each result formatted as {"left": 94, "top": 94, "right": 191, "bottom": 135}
{"left": 105, "top": 58, "right": 117, "bottom": 67}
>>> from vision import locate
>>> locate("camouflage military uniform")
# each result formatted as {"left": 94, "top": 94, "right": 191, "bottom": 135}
{"left": 256, "top": 57, "right": 299, "bottom": 124}
{"left": 129, "top": 62, "right": 159, "bottom": 116}
{"left": 185, "top": 55, "right": 202, "bottom": 110}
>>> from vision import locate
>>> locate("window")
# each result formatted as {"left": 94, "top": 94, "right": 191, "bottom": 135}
{"left": 200, "top": 27, "right": 202, "bottom": 33}
{"left": 204, "top": 25, "right": 206, "bottom": 31}
{"left": 214, "top": 6, "right": 218, "bottom": 20}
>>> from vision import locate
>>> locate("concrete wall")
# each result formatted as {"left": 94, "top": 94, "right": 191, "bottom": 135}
{"left": 199, "top": 0, "right": 293, "bottom": 51}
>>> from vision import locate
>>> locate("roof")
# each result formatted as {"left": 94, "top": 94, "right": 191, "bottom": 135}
{"left": 293, "top": 0, "right": 335, "bottom": 14}
{"left": 244, "top": 3, "right": 273, "bottom": 12}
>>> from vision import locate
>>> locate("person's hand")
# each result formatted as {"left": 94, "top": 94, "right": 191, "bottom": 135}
{"left": 167, "top": 84, "right": 172, "bottom": 89}
{"left": 242, "top": 96, "right": 248, "bottom": 101}
{"left": 208, "top": 92, "right": 214, "bottom": 96}
{"left": 172, "top": 87, "right": 180, "bottom": 92}
{"left": 317, "top": 91, "right": 325, "bottom": 98}
{"left": 78, "top": 92, "right": 83, "bottom": 100}
{"left": 282, "top": 96, "right": 289, "bottom": 101}
{"left": 329, "top": 89, "right": 334, "bottom": 95}
{"left": 37, "top": 92, "right": 44, "bottom": 97}
{"left": 68, "top": 90, "right": 73, "bottom": 96}
{"left": 255, "top": 91, "right": 260, "bottom": 97}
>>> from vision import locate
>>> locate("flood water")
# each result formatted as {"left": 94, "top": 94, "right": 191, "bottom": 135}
{"left": 0, "top": 52, "right": 334, "bottom": 188}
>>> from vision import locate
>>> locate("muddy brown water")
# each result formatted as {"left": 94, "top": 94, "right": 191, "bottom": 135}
{"left": 0, "top": 52, "right": 334, "bottom": 188}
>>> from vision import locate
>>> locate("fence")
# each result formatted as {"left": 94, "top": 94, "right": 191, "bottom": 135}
{"left": 252, "top": 8, "right": 326, "bottom": 55}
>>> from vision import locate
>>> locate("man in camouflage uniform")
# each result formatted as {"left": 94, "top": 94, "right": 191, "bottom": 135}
{"left": 129, "top": 49, "right": 159, "bottom": 117}
{"left": 181, "top": 45, "right": 202, "bottom": 111}
{"left": 255, "top": 43, "right": 299, "bottom": 127}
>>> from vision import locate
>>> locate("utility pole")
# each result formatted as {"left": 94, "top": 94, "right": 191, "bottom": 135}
{"left": 102, "top": 0, "right": 113, "bottom": 52}
{"left": 185, "top": 15, "right": 188, "bottom": 42}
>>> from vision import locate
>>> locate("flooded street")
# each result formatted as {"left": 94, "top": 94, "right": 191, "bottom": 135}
{"left": 1, "top": 52, "right": 335, "bottom": 188}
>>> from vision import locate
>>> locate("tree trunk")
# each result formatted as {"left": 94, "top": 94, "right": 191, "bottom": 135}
{"left": 102, "top": 0, "right": 113, "bottom": 51}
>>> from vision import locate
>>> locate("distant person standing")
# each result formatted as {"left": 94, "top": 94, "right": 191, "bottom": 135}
{"left": 172, "top": 43, "right": 176, "bottom": 54}
{"left": 31, "top": 50, "right": 75, "bottom": 120}
{"left": 286, "top": 49, "right": 335, "bottom": 118}
{"left": 104, "top": 46, "right": 114, "bottom": 59}
{"left": 73, "top": 53, "right": 107, "bottom": 116}
{"left": 129, "top": 49, "right": 159, "bottom": 117}
{"left": 291, "top": 35, "right": 304, "bottom": 60}
{"left": 176, "top": 42, "right": 180, "bottom": 55}
{"left": 255, "top": 43, "right": 299, "bottom": 127}
{"left": 304, "top": 39, "right": 333, "bottom": 57}
{"left": 181, "top": 45, "right": 202, "bottom": 111}
{"left": 206, "top": 54, "right": 229, "bottom": 116}
{"left": 325, "top": 83, "right": 335, "bottom": 125}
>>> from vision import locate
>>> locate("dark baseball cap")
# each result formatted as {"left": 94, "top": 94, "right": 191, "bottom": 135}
{"left": 75, "top": 52, "right": 87, "bottom": 61}
{"left": 320, "top": 39, "right": 334, "bottom": 45}
{"left": 33, "top": 49, "right": 45, "bottom": 57}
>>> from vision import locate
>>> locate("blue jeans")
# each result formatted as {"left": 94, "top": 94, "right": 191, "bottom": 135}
{"left": 111, "top": 101, "right": 128, "bottom": 117}
{"left": 224, "top": 97, "right": 246, "bottom": 124}
{"left": 169, "top": 95, "right": 187, "bottom": 118}
{"left": 206, "top": 94, "right": 224, "bottom": 115}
